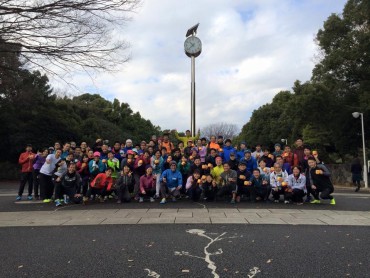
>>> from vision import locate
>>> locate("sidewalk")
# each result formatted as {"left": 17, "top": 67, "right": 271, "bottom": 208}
{"left": 1, "top": 208, "right": 370, "bottom": 227}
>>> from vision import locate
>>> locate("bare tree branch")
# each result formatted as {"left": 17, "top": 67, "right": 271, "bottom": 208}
{"left": 201, "top": 122, "right": 240, "bottom": 140}
{"left": 0, "top": 0, "right": 140, "bottom": 76}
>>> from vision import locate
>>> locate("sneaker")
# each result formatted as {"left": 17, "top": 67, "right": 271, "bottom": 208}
{"left": 355, "top": 186, "right": 360, "bottom": 192}
{"left": 35, "top": 195, "right": 40, "bottom": 200}
{"left": 116, "top": 200, "right": 122, "bottom": 204}
{"left": 274, "top": 199, "right": 279, "bottom": 203}
{"left": 236, "top": 196, "right": 241, "bottom": 203}
{"left": 230, "top": 199, "right": 236, "bottom": 204}
{"left": 55, "top": 199, "right": 62, "bottom": 207}
{"left": 160, "top": 198, "right": 166, "bottom": 204}
{"left": 82, "top": 197, "right": 88, "bottom": 205}
{"left": 43, "top": 199, "right": 51, "bottom": 203}
{"left": 310, "top": 199, "right": 321, "bottom": 204}
{"left": 330, "top": 198, "right": 336, "bottom": 205}
{"left": 16, "top": 196, "right": 22, "bottom": 201}
{"left": 150, "top": 197, "right": 155, "bottom": 203}
{"left": 104, "top": 196, "right": 108, "bottom": 201}
{"left": 139, "top": 197, "right": 144, "bottom": 203}
{"left": 256, "top": 197, "right": 262, "bottom": 201}
{"left": 27, "top": 195, "right": 33, "bottom": 201}
{"left": 296, "top": 202, "right": 304, "bottom": 205}
{"left": 305, "top": 196, "right": 312, "bottom": 203}
{"left": 171, "top": 197, "right": 177, "bottom": 202}
{"left": 99, "top": 197, "right": 105, "bottom": 203}
{"left": 154, "top": 194, "right": 160, "bottom": 199}
{"left": 284, "top": 200, "right": 289, "bottom": 204}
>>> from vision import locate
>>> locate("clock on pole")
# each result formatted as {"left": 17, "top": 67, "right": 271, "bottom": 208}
{"left": 184, "top": 23, "right": 202, "bottom": 137}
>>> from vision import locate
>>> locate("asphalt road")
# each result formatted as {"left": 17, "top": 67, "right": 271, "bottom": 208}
{"left": 1, "top": 224, "right": 369, "bottom": 277}
{"left": 1, "top": 191, "right": 369, "bottom": 212}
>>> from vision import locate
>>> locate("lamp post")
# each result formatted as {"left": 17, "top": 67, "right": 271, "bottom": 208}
{"left": 281, "top": 138, "right": 288, "bottom": 146}
{"left": 352, "top": 112, "right": 368, "bottom": 189}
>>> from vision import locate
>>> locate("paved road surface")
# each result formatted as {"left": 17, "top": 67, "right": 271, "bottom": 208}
{"left": 1, "top": 225, "right": 369, "bottom": 277}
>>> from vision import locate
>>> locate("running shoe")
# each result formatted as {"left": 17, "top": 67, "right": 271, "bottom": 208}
{"left": 330, "top": 198, "right": 336, "bottom": 205}
{"left": 310, "top": 199, "right": 321, "bottom": 204}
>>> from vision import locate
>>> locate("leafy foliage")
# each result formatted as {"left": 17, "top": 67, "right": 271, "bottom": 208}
{"left": 237, "top": 0, "right": 370, "bottom": 162}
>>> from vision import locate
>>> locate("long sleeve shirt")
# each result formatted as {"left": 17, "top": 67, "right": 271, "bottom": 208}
{"left": 287, "top": 174, "right": 306, "bottom": 192}
{"left": 140, "top": 174, "right": 156, "bottom": 192}
{"left": 269, "top": 170, "right": 289, "bottom": 188}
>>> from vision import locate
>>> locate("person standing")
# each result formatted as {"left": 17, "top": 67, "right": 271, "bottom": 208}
{"left": 350, "top": 157, "right": 362, "bottom": 192}
{"left": 16, "top": 144, "right": 36, "bottom": 201}
{"left": 39, "top": 149, "right": 62, "bottom": 203}
{"left": 32, "top": 148, "right": 48, "bottom": 200}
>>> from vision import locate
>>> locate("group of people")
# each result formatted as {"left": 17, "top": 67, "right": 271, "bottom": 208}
{"left": 16, "top": 131, "right": 336, "bottom": 206}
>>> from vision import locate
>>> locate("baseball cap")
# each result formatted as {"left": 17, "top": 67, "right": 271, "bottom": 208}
{"left": 93, "top": 152, "right": 101, "bottom": 157}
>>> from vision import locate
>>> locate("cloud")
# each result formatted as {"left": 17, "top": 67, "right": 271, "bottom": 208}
{"left": 52, "top": 0, "right": 348, "bottom": 132}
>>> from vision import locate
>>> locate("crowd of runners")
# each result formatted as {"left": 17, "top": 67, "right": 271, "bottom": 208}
{"left": 16, "top": 130, "right": 336, "bottom": 206}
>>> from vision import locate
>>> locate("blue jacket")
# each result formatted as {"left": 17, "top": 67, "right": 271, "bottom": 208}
{"left": 240, "top": 156, "right": 257, "bottom": 172}
{"left": 237, "top": 149, "right": 246, "bottom": 160}
{"left": 160, "top": 169, "right": 183, "bottom": 189}
{"left": 221, "top": 145, "right": 236, "bottom": 162}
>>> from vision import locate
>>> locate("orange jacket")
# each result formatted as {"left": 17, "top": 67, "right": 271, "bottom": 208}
{"left": 207, "top": 142, "right": 220, "bottom": 150}
{"left": 161, "top": 141, "right": 174, "bottom": 154}
{"left": 90, "top": 173, "right": 113, "bottom": 191}
{"left": 283, "top": 152, "right": 299, "bottom": 167}
{"left": 18, "top": 151, "right": 35, "bottom": 172}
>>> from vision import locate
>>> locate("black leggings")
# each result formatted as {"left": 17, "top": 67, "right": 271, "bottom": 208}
{"left": 312, "top": 187, "right": 334, "bottom": 200}
{"left": 285, "top": 189, "right": 306, "bottom": 203}
{"left": 39, "top": 173, "right": 54, "bottom": 200}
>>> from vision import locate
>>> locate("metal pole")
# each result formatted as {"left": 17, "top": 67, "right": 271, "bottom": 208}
{"left": 360, "top": 113, "right": 368, "bottom": 188}
{"left": 191, "top": 56, "right": 196, "bottom": 137}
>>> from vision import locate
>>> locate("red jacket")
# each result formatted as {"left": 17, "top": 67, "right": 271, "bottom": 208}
{"left": 90, "top": 173, "right": 113, "bottom": 191}
{"left": 283, "top": 152, "right": 299, "bottom": 168}
{"left": 18, "top": 151, "right": 36, "bottom": 172}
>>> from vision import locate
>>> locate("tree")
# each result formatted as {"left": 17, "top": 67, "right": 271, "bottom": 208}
{"left": 201, "top": 123, "right": 239, "bottom": 140}
{"left": 0, "top": 0, "right": 140, "bottom": 76}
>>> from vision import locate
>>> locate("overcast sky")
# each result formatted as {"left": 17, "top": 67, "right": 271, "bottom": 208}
{"left": 58, "top": 0, "right": 347, "bottom": 132}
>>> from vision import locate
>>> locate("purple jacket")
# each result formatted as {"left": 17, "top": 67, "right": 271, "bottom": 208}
{"left": 33, "top": 154, "right": 46, "bottom": 170}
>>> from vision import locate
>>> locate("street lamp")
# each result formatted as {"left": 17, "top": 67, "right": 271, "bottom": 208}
{"left": 281, "top": 138, "right": 288, "bottom": 146}
{"left": 352, "top": 112, "right": 368, "bottom": 189}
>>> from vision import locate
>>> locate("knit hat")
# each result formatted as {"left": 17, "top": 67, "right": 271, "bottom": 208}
{"left": 170, "top": 161, "right": 177, "bottom": 166}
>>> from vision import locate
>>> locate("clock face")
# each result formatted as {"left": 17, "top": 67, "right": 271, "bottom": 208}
{"left": 184, "top": 36, "right": 202, "bottom": 57}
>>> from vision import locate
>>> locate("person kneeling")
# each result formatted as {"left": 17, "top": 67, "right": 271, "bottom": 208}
{"left": 216, "top": 162, "right": 238, "bottom": 204}
{"left": 83, "top": 167, "right": 113, "bottom": 204}
{"left": 308, "top": 157, "right": 335, "bottom": 205}
{"left": 286, "top": 166, "right": 306, "bottom": 205}
{"left": 186, "top": 170, "right": 202, "bottom": 201}
{"left": 116, "top": 166, "right": 134, "bottom": 203}
{"left": 249, "top": 169, "right": 271, "bottom": 202}
{"left": 159, "top": 161, "right": 182, "bottom": 204}
{"left": 55, "top": 163, "right": 82, "bottom": 206}
{"left": 139, "top": 166, "right": 156, "bottom": 203}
